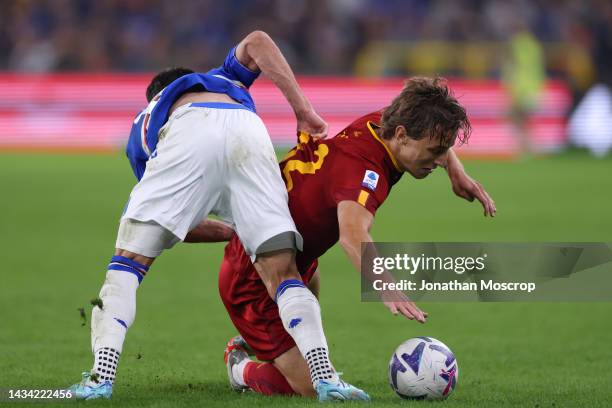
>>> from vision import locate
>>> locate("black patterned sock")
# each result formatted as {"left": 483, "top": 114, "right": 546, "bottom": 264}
{"left": 92, "top": 347, "right": 120, "bottom": 384}
{"left": 305, "top": 347, "right": 337, "bottom": 385}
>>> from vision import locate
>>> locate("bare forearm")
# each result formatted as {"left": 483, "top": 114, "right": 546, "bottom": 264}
{"left": 335, "top": 201, "right": 425, "bottom": 320}
{"left": 339, "top": 231, "right": 399, "bottom": 285}
{"left": 445, "top": 148, "right": 464, "bottom": 174}
{"left": 339, "top": 230, "right": 369, "bottom": 273}
{"left": 184, "top": 219, "right": 233, "bottom": 243}
{"left": 338, "top": 201, "right": 384, "bottom": 280}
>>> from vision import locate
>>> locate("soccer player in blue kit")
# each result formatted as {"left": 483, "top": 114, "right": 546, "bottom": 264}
{"left": 69, "top": 31, "right": 371, "bottom": 401}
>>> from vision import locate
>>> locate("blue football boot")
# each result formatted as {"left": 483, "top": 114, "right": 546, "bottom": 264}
{"left": 315, "top": 378, "right": 370, "bottom": 402}
{"left": 68, "top": 371, "right": 113, "bottom": 400}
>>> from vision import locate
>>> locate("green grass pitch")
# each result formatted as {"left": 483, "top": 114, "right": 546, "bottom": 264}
{"left": 1, "top": 151, "right": 611, "bottom": 407}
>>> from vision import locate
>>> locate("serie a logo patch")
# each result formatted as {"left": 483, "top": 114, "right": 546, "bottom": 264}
{"left": 362, "top": 170, "right": 379, "bottom": 191}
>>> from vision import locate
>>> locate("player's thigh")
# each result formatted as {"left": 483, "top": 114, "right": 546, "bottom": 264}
{"left": 224, "top": 111, "right": 301, "bottom": 256}
{"left": 115, "top": 219, "right": 180, "bottom": 259}
{"left": 273, "top": 346, "right": 315, "bottom": 397}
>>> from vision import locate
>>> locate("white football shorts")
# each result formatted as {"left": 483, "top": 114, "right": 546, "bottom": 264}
{"left": 117, "top": 102, "right": 302, "bottom": 257}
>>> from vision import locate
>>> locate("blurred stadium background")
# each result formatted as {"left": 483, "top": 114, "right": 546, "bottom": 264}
{"left": 1, "top": 1, "right": 612, "bottom": 406}
{"left": 1, "top": 0, "right": 611, "bottom": 155}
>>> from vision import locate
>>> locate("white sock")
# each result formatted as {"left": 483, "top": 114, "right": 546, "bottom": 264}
{"left": 232, "top": 359, "right": 250, "bottom": 387}
{"left": 90, "top": 256, "right": 148, "bottom": 383}
{"left": 276, "top": 279, "right": 338, "bottom": 386}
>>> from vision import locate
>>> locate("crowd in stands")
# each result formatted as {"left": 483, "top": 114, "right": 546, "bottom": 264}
{"left": 1, "top": 0, "right": 610, "bottom": 86}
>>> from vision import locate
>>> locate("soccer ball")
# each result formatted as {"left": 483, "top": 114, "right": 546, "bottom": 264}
{"left": 388, "top": 337, "right": 458, "bottom": 400}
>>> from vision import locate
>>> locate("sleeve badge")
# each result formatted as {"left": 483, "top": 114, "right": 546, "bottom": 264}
{"left": 362, "top": 170, "right": 380, "bottom": 191}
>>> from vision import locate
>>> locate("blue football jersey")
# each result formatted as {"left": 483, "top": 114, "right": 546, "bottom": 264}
{"left": 126, "top": 46, "right": 260, "bottom": 180}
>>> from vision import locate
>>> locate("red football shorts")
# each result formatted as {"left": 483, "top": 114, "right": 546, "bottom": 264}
{"left": 219, "top": 234, "right": 317, "bottom": 361}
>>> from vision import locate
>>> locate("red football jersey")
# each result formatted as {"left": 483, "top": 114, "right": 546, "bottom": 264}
{"left": 280, "top": 110, "right": 403, "bottom": 279}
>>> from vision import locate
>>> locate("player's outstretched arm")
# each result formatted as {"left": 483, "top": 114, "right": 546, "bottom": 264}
{"left": 337, "top": 201, "right": 427, "bottom": 323}
{"left": 444, "top": 149, "right": 497, "bottom": 217}
{"left": 183, "top": 219, "right": 234, "bottom": 243}
{"left": 235, "top": 31, "right": 328, "bottom": 138}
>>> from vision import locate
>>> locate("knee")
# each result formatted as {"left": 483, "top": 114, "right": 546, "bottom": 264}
{"left": 115, "top": 218, "right": 175, "bottom": 262}
{"left": 114, "top": 248, "right": 155, "bottom": 267}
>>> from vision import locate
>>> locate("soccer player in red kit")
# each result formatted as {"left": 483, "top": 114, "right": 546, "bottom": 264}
{"left": 219, "top": 77, "right": 496, "bottom": 400}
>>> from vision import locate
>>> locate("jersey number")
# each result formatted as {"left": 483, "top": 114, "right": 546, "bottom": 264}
{"left": 282, "top": 144, "right": 329, "bottom": 192}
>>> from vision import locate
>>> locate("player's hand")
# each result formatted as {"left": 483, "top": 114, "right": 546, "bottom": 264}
{"left": 381, "top": 290, "right": 428, "bottom": 323}
{"left": 448, "top": 168, "right": 496, "bottom": 217}
{"left": 296, "top": 109, "right": 328, "bottom": 139}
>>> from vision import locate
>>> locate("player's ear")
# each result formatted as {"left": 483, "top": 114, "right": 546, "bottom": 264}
{"left": 394, "top": 125, "right": 408, "bottom": 143}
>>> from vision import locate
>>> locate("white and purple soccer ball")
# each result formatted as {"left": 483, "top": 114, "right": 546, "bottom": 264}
{"left": 388, "top": 337, "right": 459, "bottom": 400}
